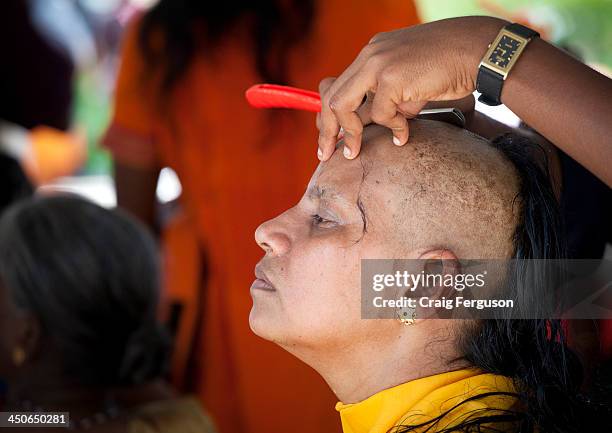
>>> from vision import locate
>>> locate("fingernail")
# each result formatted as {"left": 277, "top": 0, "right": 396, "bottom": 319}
{"left": 317, "top": 147, "right": 323, "bottom": 160}
{"left": 338, "top": 127, "right": 345, "bottom": 139}
{"left": 393, "top": 136, "right": 402, "bottom": 146}
{"left": 343, "top": 146, "right": 352, "bottom": 158}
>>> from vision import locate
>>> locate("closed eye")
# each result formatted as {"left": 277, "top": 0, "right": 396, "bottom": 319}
{"left": 311, "top": 214, "right": 335, "bottom": 227}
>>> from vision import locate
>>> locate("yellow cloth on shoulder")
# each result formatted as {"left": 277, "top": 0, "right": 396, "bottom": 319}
{"left": 336, "top": 368, "right": 518, "bottom": 433}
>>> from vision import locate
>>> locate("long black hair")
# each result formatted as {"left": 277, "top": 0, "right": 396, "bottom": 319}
{"left": 0, "top": 195, "right": 170, "bottom": 386}
{"left": 0, "top": 153, "right": 32, "bottom": 215}
{"left": 139, "top": 0, "right": 316, "bottom": 96}
{"left": 395, "top": 134, "right": 611, "bottom": 432}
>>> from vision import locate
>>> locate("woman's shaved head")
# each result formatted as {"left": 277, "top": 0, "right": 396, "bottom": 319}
{"left": 250, "top": 120, "right": 524, "bottom": 366}
{"left": 350, "top": 120, "right": 521, "bottom": 259}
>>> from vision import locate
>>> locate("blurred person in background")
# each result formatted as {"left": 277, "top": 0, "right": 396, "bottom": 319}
{"left": 0, "top": 0, "right": 86, "bottom": 185}
{"left": 102, "top": 1, "right": 420, "bottom": 432}
{"left": 0, "top": 195, "right": 216, "bottom": 433}
{"left": 0, "top": 0, "right": 73, "bottom": 132}
{"left": 0, "top": 137, "right": 34, "bottom": 405}
{"left": 0, "top": 150, "right": 34, "bottom": 406}
{"left": 0, "top": 153, "right": 33, "bottom": 215}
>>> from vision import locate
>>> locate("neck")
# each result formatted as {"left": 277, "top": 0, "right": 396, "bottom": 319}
{"left": 288, "top": 322, "right": 467, "bottom": 404}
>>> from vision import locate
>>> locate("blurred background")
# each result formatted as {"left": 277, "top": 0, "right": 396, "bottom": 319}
{"left": 5, "top": 0, "right": 609, "bottom": 207}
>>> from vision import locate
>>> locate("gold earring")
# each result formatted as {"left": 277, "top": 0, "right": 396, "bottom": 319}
{"left": 397, "top": 306, "right": 416, "bottom": 326}
{"left": 12, "top": 347, "right": 26, "bottom": 366}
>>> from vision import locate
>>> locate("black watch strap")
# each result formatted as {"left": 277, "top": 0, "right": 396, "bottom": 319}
{"left": 506, "top": 23, "right": 539, "bottom": 39}
{"left": 476, "top": 67, "right": 504, "bottom": 106}
{"left": 477, "top": 23, "right": 539, "bottom": 106}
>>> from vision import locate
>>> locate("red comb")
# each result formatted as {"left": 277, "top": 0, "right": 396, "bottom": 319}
{"left": 245, "top": 84, "right": 469, "bottom": 129}
{"left": 245, "top": 84, "right": 322, "bottom": 112}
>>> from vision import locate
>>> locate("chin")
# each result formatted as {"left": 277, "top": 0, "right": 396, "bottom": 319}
{"left": 249, "top": 307, "right": 300, "bottom": 350}
{"left": 249, "top": 306, "right": 277, "bottom": 340}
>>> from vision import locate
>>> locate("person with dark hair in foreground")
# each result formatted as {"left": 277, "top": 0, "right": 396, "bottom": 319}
{"left": 0, "top": 195, "right": 215, "bottom": 433}
{"left": 250, "top": 121, "right": 611, "bottom": 432}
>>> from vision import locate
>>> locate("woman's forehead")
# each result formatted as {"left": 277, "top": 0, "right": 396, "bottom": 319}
{"left": 308, "top": 155, "right": 367, "bottom": 203}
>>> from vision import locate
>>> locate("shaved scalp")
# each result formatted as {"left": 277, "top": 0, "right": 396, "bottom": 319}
{"left": 354, "top": 120, "right": 521, "bottom": 258}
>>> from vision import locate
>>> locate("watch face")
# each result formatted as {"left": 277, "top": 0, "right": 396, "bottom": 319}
{"left": 488, "top": 35, "right": 521, "bottom": 69}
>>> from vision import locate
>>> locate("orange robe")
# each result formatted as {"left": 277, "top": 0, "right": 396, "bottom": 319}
{"left": 104, "top": 2, "right": 420, "bottom": 432}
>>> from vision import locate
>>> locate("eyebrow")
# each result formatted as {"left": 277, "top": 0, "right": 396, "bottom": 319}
{"left": 307, "top": 185, "right": 343, "bottom": 202}
{"left": 308, "top": 183, "right": 369, "bottom": 238}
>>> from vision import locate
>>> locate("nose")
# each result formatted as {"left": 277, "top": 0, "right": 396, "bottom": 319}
{"left": 255, "top": 217, "right": 291, "bottom": 257}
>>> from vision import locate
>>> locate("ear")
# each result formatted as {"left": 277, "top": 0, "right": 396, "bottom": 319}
{"left": 415, "top": 249, "right": 462, "bottom": 319}
{"left": 418, "top": 249, "right": 461, "bottom": 277}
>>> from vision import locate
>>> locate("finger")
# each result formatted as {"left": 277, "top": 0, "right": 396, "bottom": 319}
{"left": 315, "top": 112, "right": 341, "bottom": 140}
{"left": 397, "top": 100, "right": 428, "bottom": 118}
{"left": 319, "top": 77, "right": 347, "bottom": 138}
{"left": 327, "top": 72, "right": 377, "bottom": 159}
{"left": 355, "top": 106, "right": 372, "bottom": 127}
{"left": 317, "top": 44, "right": 382, "bottom": 160}
{"left": 318, "top": 77, "right": 341, "bottom": 160}
{"left": 355, "top": 93, "right": 374, "bottom": 126}
{"left": 336, "top": 43, "right": 378, "bottom": 86}
{"left": 317, "top": 111, "right": 346, "bottom": 138}
{"left": 331, "top": 104, "right": 364, "bottom": 160}
{"left": 370, "top": 80, "right": 409, "bottom": 146}
{"left": 318, "top": 77, "right": 335, "bottom": 98}
{"left": 368, "top": 29, "right": 398, "bottom": 45}
{"left": 397, "top": 100, "right": 427, "bottom": 143}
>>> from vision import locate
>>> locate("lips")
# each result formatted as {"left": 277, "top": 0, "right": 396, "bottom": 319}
{"left": 252, "top": 264, "right": 276, "bottom": 292}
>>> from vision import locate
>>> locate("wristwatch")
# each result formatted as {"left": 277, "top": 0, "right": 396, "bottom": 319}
{"left": 476, "top": 23, "right": 539, "bottom": 106}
